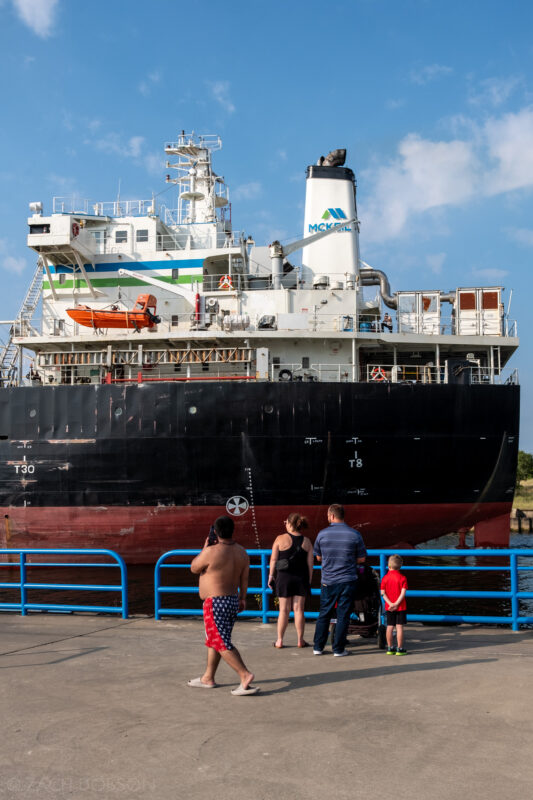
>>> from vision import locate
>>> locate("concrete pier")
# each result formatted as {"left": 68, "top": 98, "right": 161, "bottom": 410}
{"left": 0, "top": 614, "right": 531, "bottom": 800}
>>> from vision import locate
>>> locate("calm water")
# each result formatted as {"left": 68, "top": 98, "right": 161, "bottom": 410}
{"left": 1, "top": 532, "right": 532, "bottom": 620}
{"left": 409, "top": 531, "right": 533, "bottom": 620}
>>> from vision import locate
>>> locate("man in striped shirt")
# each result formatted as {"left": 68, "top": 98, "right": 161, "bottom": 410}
{"left": 313, "top": 504, "right": 367, "bottom": 657}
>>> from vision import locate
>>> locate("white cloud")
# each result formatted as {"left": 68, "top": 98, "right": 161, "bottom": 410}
{"left": 208, "top": 81, "right": 235, "bottom": 113}
{"left": 471, "top": 267, "right": 508, "bottom": 282}
{"left": 128, "top": 136, "right": 144, "bottom": 158}
{"left": 232, "top": 182, "right": 262, "bottom": 201}
{"left": 410, "top": 63, "right": 452, "bottom": 86}
{"left": 426, "top": 253, "right": 446, "bottom": 275}
{"left": 361, "top": 107, "right": 533, "bottom": 242}
{"left": 507, "top": 228, "right": 533, "bottom": 247}
{"left": 90, "top": 133, "right": 145, "bottom": 159}
{"left": 468, "top": 76, "right": 521, "bottom": 108}
{"left": 482, "top": 108, "right": 533, "bottom": 194}
{"left": 12, "top": 0, "right": 58, "bottom": 38}
{"left": 46, "top": 172, "right": 78, "bottom": 193}
{"left": 139, "top": 70, "right": 161, "bottom": 96}
{"left": 386, "top": 98, "right": 405, "bottom": 110}
{"left": 3, "top": 255, "right": 26, "bottom": 274}
{"left": 144, "top": 151, "right": 164, "bottom": 176}
{"left": 0, "top": 243, "right": 26, "bottom": 273}
{"left": 362, "top": 135, "right": 478, "bottom": 239}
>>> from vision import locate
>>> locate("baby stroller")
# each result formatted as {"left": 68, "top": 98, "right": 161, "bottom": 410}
{"left": 330, "top": 565, "right": 386, "bottom": 649}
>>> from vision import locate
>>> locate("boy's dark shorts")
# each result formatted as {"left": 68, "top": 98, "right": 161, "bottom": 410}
{"left": 386, "top": 610, "right": 407, "bottom": 626}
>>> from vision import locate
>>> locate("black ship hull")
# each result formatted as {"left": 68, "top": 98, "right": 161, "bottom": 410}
{"left": 0, "top": 382, "right": 519, "bottom": 562}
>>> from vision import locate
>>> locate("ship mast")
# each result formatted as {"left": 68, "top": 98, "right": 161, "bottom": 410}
{"left": 164, "top": 132, "right": 228, "bottom": 226}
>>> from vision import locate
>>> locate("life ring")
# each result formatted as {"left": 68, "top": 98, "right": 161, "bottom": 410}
{"left": 370, "top": 366, "right": 387, "bottom": 382}
{"left": 72, "top": 222, "right": 80, "bottom": 238}
{"left": 278, "top": 369, "right": 293, "bottom": 382}
{"left": 218, "top": 274, "right": 233, "bottom": 290}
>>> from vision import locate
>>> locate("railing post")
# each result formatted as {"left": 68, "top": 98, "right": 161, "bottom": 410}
{"left": 379, "top": 552, "right": 387, "bottom": 582}
{"left": 510, "top": 553, "right": 519, "bottom": 631}
{"left": 119, "top": 556, "right": 128, "bottom": 619}
{"left": 20, "top": 552, "right": 27, "bottom": 616}
{"left": 154, "top": 557, "right": 162, "bottom": 620}
{"left": 260, "top": 552, "right": 269, "bottom": 625}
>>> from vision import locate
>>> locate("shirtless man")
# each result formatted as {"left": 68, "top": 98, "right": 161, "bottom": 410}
{"left": 188, "top": 515, "right": 258, "bottom": 696}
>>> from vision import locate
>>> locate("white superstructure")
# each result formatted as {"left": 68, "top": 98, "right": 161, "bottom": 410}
{"left": 2, "top": 134, "right": 518, "bottom": 388}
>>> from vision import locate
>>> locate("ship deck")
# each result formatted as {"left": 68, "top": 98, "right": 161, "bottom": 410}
{"left": 1, "top": 614, "right": 531, "bottom": 799}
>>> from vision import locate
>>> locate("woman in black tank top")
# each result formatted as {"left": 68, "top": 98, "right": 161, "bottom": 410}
{"left": 268, "top": 513, "right": 314, "bottom": 648}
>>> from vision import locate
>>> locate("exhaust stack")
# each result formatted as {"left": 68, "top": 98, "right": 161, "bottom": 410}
{"left": 301, "top": 150, "right": 360, "bottom": 286}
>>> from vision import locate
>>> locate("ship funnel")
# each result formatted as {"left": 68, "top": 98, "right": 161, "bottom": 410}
{"left": 301, "top": 153, "right": 360, "bottom": 286}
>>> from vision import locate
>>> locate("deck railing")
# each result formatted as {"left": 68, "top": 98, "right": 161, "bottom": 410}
{"left": 154, "top": 548, "right": 533, "bottom": 631}
{"left": 0, "top": 549, "right": 128, "bottom": 618}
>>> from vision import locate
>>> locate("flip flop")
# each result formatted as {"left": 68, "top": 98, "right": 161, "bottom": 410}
{"left": 231, "top": 685, "right": 260, "bottom": 696}
{"left": 187, "top": 677, "right": 216, "bottom": 689}
{"left": 298, "top": 641, "right": 310, "bottom": 648}
{"left": 272, "top": 642, "right": 284, "bottom": 648}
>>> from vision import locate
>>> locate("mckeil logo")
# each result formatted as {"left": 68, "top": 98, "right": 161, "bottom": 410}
{"left": 322, "top": 208, "right": 347, "bottom": 220}
{"left": 309, "top": 208, "right": 351, "bottom": 233}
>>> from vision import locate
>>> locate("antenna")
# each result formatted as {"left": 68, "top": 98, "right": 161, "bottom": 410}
{"left": 116, "top": 179, "right": 122, "bottom": 216}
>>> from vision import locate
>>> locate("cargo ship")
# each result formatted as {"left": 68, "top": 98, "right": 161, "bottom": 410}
{"left": 0, "top": 134, "right": 519, "bottom": 562}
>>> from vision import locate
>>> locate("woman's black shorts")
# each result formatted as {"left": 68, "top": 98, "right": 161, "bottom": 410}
{"left": 386, "top": 610, "right": 407, "bottom": 626}
{"left": 275, "top": 572, "right": 309, "bottom": 598}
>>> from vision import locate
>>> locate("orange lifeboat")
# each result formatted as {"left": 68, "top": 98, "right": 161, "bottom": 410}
{"left": 66, "top": 294, "right": 161, "bottom": 330}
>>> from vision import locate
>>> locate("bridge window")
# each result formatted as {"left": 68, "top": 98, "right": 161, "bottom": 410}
{"left": 136, "top": 229, "right": 149, "bottom": 243}
{"left": 115, "top": 230, "right": 127, "bottom": 243}
{"left": 58, "top": 273, "right": 66, "bottom": 285}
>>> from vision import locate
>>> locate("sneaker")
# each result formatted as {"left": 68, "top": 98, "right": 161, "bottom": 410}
{"left": 333, "top": 650, "right": 349, "bottom": 657}
{"left": 313, "top": 649, "right": 324, "bottom": 655}
{"left": 386, "top": 646, "right": 396, "bottom": 655}
{"left": 395, "top": 648, "right": 407, "bottom": 656}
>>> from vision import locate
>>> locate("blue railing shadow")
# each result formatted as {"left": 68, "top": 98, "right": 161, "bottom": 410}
{"left": 154, "top": 547, "right": 533, "bottom": 631}
{"left": 0, "top": 549, "right": 128, "bottom": 619}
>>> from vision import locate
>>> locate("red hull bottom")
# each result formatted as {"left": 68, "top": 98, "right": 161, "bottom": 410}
{"left": 2, "top": 503, "right": 512, "bottom": 563}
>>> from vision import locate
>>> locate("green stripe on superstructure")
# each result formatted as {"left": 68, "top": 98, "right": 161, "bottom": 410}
{"left": 42, "top": 275, "right": 203, "bottom": 290}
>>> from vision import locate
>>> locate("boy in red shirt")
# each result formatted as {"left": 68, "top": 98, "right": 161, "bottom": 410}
{"left": 380, "top": 554, "right": 408, "bottom": 655}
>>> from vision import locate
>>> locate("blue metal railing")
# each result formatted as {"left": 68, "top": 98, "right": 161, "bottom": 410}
{"left": 0, "top": 549, "right": 128, "bottom": 618}
{"left": 154, "top": 547, "right": 533, "bottom": 630}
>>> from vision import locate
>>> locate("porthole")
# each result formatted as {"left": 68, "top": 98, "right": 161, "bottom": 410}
{"left": 188, "top": 406, "right": 197, "bottom": 415}
{"left": 264, "top": 404, "right": 274, "bottom": 414}
{"left": 29, "top": 409, "right": 37, "bottom": 418}
{"left": 114, "top": 407, "right": 123, "bottom": 417}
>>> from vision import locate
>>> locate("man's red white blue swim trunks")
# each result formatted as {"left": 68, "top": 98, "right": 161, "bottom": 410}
{"left": 203, "top": 594, "right": 240, "bottom": 652}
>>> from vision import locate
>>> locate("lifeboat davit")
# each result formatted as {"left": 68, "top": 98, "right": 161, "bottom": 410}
{"left": 66, "top": 294, "right": 161, "bottom": 330}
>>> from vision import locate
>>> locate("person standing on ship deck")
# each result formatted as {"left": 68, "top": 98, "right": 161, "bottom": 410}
{"left": 313, "top": 504, "right": 367, "bottom": 657}
{"left": 188, "top": 516, "right": 259, "bottom": 695}
{"left": 381, "top": 313, "right": 393, "bottom": 332}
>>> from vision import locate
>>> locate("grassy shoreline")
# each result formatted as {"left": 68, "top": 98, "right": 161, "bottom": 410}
{"left": 514, "top": 478, "right": 533, "bottom": 509}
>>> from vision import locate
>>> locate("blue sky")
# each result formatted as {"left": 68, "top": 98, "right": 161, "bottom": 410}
{"left": 0, "top": 0, "right": 531, "bottom": 449}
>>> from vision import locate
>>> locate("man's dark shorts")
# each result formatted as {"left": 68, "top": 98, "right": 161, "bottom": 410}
{"left": 386, "top": 610, "right": 407, "bottom": 626}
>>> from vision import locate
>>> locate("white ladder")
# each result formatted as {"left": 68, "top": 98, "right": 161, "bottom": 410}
{"left": 0, "top": 259, "right": 43, "bottom": 384}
